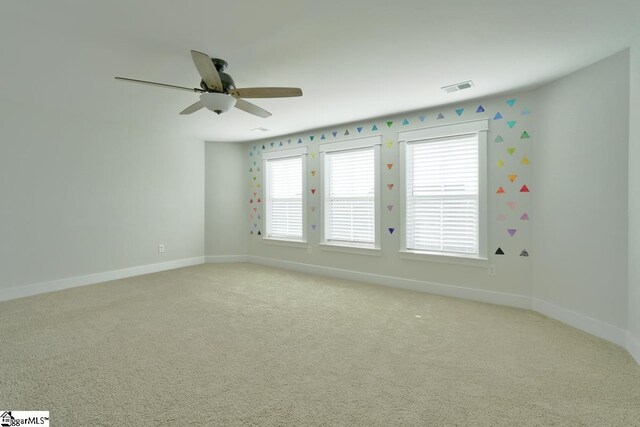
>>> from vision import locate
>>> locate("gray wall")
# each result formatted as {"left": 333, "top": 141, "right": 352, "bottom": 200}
{"left": 205, "top": 142, "right": 247, "bottom": 257}
{"left": 245, "top": 92, "right": 535, "bottom": 300}
{"left": 0, "top": 109, "right": 205, "bottom": 290}
{"left": 532, "top": 50, "right": 630, "bottom": 329}
{"left": 629, "top": 37, "right": 640, "bottom": 341}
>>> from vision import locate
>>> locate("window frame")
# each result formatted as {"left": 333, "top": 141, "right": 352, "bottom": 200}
{"left": 262, "top": 146, "right": 308, "bottom": 244}
{"left": 319, "top": 136, "right": 381, "bottom": 251}
{"left": 398, "top": 120, "right": 488, "bottom": 262}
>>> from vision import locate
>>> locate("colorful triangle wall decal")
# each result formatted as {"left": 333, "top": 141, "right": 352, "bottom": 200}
{"left": 388, "top": 227, "right": 395, "bottom": 234}
{"left": 387, "top": 184, "right": 394, "bottom": 190}
{"left": 520, "top": 212, "right": 529, "bottom": 220}
{"left": 520, "top": 185, "right": 530, "bottom": 192}
{"left": 508, "top": 174, "right": 517, "bottom": 183}
{"left": 344, "top": 129, "right": 350, "bottom": 136}
{"left": 310, "top": 152, "right": 316, "bottom": 158}
{"left": 311, "top": 170, "right": 317, "bottom": 177}
{"left": 257, "top": 231, "right": 262, "bottom": 236}
{"left": 476, "top": 105, "right": 485, "bottom": 113}
{"left": 332, "top": 131, "right": 337, "bottom": 137}
{"left": 506, "top": 99, "right": 516, "bottom": 107}
{"left": 311, "top": 188, "right": 316, "bottom": 194}
{"left": 437, "top": 113, "right": 445, "bottom": 119}
{"left": 372, "top": 124, "right": 378, "bottom": 131}
{"left": 507, "top": 147, "right": 516, "bottom": 155}
{"left": 357, "top": 127, "right": 363, "bottom": 133}
{"left": 386, "top": 163, "right": 393, "bottom": 170}
{"left": 495, "top": 247, "right": 505, "bottom": 255}
{"left": 520, "top": 249, "right": 529, "bottom": 257}
{"left": 521, "top": 156, "right": 530, "bottom": 165}
{"left": 321, "top": 134, "right": 326, "bottom": 140}
{"left": 297, "top": 138, "right": 302, "bottom": 144}
{"left": 387, "top": 205, "right": 394, "bottom": 211}
{"left": 507, "top": 121, "right": 516, "bottom": 128}
{"left": 311, "top": 224, "right": 317, "bottom": 231}
{"left": 402, "top": 119, "right": 410, "bottom": 125}
{"left": 387, "top": 141, "right": 393, "bottom": 148}
{"left": 507, "top": 201, "right": 516, "bottom": 210}
{"left": 494, "top": 112, "right": 503, "bottom": 120}
{"left": 521, "top": 108, "right": 530, "bottom": 115}
{"left": 495, "top": 135, "right": 504, "bottom": 143}
{"left": 507, "top": 228, "right": 517, "bottom": 237}
{"left": 387, "top": 121, "right": 393, "bottom": 128}
{"left": 279, "top": 141, "right": 283, "bottom": 146}
{"left": 309, "top": 136, "right": 314, "bottom": 141}
{"left": 497, "top": 159, "right": 504, "bottom": 168}
{"left": 270, "top": 142, "right": 274, "bottom": 147}
{"left": 521, "top": 131, "right": 530, "bottom": 139}
{"left": 496, "top": 186, "right": 505, "bottom": 194}
{"left": 455, "top": 108, "right": 464, "bottom": 116}
{"left": 497, "top": 213, "right": 506, "bottom": 221}
{"left": 419, "top": 115, "right": 426, "bottom": 122}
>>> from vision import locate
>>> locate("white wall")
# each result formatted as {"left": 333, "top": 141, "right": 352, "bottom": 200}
{"left": 532, "top": 50, "right": 630, "bottom": 330}
{"left": 629, "top": 37, "right": 640, "bottom": 358}
{"left": 205, "top": 142, "right": 247, "bottom": 258}
{"left": 245, "top": 93, "right": 535, "bottom": 305}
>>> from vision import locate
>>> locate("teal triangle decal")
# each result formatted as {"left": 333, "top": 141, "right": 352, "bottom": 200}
{"left": 455, "top": 108, "right": 464, "bottom": 116}
{"left": 402, "top": 119, "right": 409, "bottom": 125}
{"left": 507, "top": 121, "right": 516, "bottom": 128}
{"left": 506, "top": 98, "right": 516, "bottom": 107}
{"left": 371, "top": 124, "right": 378, "bottom": 131}
{"left": 437, "top": 113, "right": 444, "bottom": 119}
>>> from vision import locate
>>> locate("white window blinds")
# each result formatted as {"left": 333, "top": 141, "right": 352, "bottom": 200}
{"left": 325, "top": 148, "right": 375, "bottom": 245}
{"left": 266, "top": 156, "right": 303, "bottom": 240}
{"left": 406, "top": 134, "right": 479, "bottom": 255}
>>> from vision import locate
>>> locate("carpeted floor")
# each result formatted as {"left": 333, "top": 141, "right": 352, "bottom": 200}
{"left": 1, "top": 263, "right": 639, "bottom": 426}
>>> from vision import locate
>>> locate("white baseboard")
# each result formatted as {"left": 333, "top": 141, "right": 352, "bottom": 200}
{"left": 0, "top": 256, "right": 205, "bottom": 302}
{"left": 532, "top": 298, "right": 627, "bottom": 347}
{"left": 627, "top": 332, "right": 640, "bottom": 365}
{"left": 247, "top": 255, "right": 532, "bottom": 310}
{"left": 205, "top": 255, "right": 249, "bottom": 263}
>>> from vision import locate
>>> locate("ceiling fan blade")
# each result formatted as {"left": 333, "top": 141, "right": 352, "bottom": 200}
{"left": 234, "top": 98, "right": 272, "bottom": 118}
{"left": 115, "top": 77, "right": 203, "bottom": 93}
{"left": 229, "top": 87, "right": 303, "bottom": 98}
{"left": 179, "top": 101, "right": 204, "bottom": 115}
{"left": 190, "top": 50, "right": 223, "bottom": 92}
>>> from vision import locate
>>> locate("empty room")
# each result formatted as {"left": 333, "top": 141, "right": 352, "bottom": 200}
{"left": 2, "top": 1, "right": 640, "bottom": 425}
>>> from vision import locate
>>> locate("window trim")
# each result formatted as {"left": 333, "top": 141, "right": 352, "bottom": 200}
{"left": 262, "top": 146, "right": 308, "bottom": 243}
{"left": 319, "top": 136, "right": 382, "bottom": 250}
{"left": 398, "top": 120, "right": 488, "bottom": 261}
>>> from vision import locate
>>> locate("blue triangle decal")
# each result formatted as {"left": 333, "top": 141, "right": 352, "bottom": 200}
{"left": 476, "top": 105, "right": 485, "bottom": 113}
{"left": 297, "top": 138, "right": 302, "bottom": 144}
{"left": 332, "top": 131, "right": 337, "bottom": 137}
{"left": 494, "top": 112, "right": 503, "bottom": 120}
{"left": 321, "top": 134, "right": 326, "bottom": 140}
{"left": 372, "top": 124, "right": 378, "bottom": 131}
{"left": 506, "top": 99, "right": 516, "bottom": 107}
{"left": 279, "top": 141, "right": 283, "bottom": 146}
{"left": 419, "top": 115, "right": 426, "bottom": 122}
{"left": 344, "top": 129, "right": 350, "bottom": 136}
{"left": 262, "top": 145, "right": 266, "bottom": 149}
{"left": 437, "top": 113, "right": 444, "bottom": 120}
{"left": 357, "top": 126, "right": 363, "bottom": 133}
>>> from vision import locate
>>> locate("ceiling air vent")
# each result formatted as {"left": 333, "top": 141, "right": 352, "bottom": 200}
{"left": 442, "top": 80, "right": 474, "bottom": 93}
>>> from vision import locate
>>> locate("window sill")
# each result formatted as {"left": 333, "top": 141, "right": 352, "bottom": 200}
{"left": 399, "top": 250, "right": 488, "bottom": 267}
{"left": 262, "top": 237, "right": 308, "bottom": 248}
{"left": 319, "top": 243, "right": 382, "bottom": 256}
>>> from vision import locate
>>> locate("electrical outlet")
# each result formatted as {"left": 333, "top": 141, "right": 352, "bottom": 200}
{"left": 487, "top": 265, "right": 496, "bottom": 276}
{"left": 158, "top": 244, "right": 165, "bottom": 253}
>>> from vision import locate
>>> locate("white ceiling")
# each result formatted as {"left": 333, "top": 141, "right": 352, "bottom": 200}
{"left": 2, "top": 0, "right": 640, "bottom": 142}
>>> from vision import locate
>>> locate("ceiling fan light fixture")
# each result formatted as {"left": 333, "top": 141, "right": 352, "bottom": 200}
{"left": 200, "top": 92, "right": 236, "bottom": 114}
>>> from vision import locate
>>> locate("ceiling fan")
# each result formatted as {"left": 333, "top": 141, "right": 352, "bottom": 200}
{"left": 115, "top": 50, "right": 303, "bottom": 118}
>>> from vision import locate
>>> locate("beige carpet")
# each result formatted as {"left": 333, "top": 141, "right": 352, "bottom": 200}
{"left": 1, "top": 263, "right": 639, "bottom": 426}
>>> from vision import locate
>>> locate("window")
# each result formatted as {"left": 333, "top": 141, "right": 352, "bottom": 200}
{"left": 263, "top": 148, "right": 307, "bottom": 242}
{"left": 400, "top": 120, "right": 487, "bottom": 259}
{"left": 320, "top": 137, "right": 380, "bottom": 249}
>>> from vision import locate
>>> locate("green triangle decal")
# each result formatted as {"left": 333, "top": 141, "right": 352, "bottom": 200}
{"left": 372, "top": 124, "right": 378, "bottom": 131}
{"left": 495, "top": 135, "right": 504, "bottom": 143}
{"left": 310, "top": 136, "right": 314, "bottom": 141}
{"left": 520, "top": 131, "right": 530, "bottom": 139}
{"left": 507, "top": 147, "right": 516, "bottom": 155}
{"left": 386, "top": 121, "right": 393, "bottom": 128}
